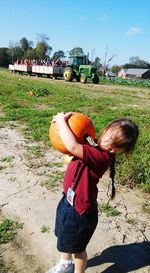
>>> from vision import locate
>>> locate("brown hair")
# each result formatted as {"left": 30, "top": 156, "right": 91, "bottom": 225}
{"left": 98, "top": 118, "right": 139, "bottom": 199}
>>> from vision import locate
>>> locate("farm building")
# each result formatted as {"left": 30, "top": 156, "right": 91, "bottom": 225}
{"left": 118, "top": 68, "right": 150, "bottom": 79}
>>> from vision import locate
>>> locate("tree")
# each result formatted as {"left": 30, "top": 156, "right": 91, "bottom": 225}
{"left": 129, "top": 56, "right": 140, "bottom": 64}
{"left": 124, "top": 56, "right": 150, "bottom": 69}
{"left": 23, "top": 48, "right": 37, "bottom": 60}
{"left": 69, "top": 47, "right": 84, "bottom": 56}
{"left": 111, "top": 65, "right": 122, "bottom": 74}
{"left": 92, "top": 57, "right": 102, "bottom": 70}
{"left": 8, "top": 41, "right": 23, "bottom": 63}
{"left": 20, "top": 37, "right": 33, "bottom": 54}
{"left": 35, "top": 33, "right": 52, "bottom": 59}
{"left": 0, "top": 48, "right": 10, "bottom": 67}
{"left": 138, "top": 60, "right": 150, "bottom": 68}
{"left": 52, "top": 50, "right": 66, "bottom": 60}
{"left": 36, "top": 42, "right": 47, "bottom": 59}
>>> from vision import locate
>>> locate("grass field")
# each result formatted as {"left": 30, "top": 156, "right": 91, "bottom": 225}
{"left": 0, "top": 69, "right": 149, "bottom": 192}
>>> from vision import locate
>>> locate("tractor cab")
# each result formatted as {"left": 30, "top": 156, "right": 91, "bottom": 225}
{"left": 69, "top": 55, "right": 89, "bottom": 66}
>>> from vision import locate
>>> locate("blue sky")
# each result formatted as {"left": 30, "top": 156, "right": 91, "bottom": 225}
{"left": 0, "top": 0, "right": 149, "bottom": 65}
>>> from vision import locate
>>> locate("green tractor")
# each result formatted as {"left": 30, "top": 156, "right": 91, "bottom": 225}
{"left": 63, "top": 55, "right": 99, "bottom": 84}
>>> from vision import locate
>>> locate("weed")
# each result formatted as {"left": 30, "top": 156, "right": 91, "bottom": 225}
{"left": 26, "top": 145, "right": 44, "bottom": 157}
{"left": 47, "top": 161, "right": 64, "bottom": 168}
{"left": 0, "top": 165, "right": 6, "bottom": 171}
{"left": 41, "top": 170, "right": 64, "bottom": 191}
{"left": 28, "top": 87, "right": 50, "bottom": 97}
{"left": 40, "top": 225, "right": 50, "bottom": 233}
{"left": 41, "top": 178, "right": 60, "bottom": 191}
{"left": 54, "top": 170, "right": 64, "bottom": 180}
{"left": 1, "top": 156, "right": 14, "bottom": 162}
{"left": 0, "top": 218, "right": 23, "bottom": 244}
{"left": 142, "top": 202, "right": 150, "bottom": 213}
{"left": 9, "top": 176, "right": 16, "bottom": 182}
{"left": 140, "top": 183, "right": 150, "bottom": 193}
{"left": 0, "top": 258, "right": 17, "bottom": 273}
{"left": 0, "top": 258, "right": 8, "bottom": 273}
{"left": 98, "top": 202, "right": 121, "bottom": 217}
{"left": 127, "top": 218, "right": 139, "bottom": 225}
{"left": 35, "top": 88, "right": 49, "bottom": 97}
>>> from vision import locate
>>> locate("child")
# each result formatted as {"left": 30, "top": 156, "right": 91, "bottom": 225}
{"left": 46, "top": 112, "right": 139, "bottom": 273}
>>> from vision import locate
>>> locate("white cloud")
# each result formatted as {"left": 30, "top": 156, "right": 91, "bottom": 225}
{"left": 126, "top": 26, "right": 142, "bottom": 36}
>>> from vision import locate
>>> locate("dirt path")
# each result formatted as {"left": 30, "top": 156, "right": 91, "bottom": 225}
{"left": 0, "top": 123, "right": 150, "bottom": 273}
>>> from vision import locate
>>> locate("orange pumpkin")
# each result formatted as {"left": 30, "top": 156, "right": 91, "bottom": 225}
{"left": 49, "top": 112, "right": 95, "bottom": 155}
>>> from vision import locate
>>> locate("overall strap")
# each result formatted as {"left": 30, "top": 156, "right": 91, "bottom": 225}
{"left": 71, "top": 161, "right": 83, "bottom": 191}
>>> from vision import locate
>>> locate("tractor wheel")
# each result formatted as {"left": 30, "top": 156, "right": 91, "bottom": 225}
{"left": 76, "top": 75, "right": 80, "bottom": 82}
{"left": 92, "top": 74, "right": 99, "bottom": 84}
{"left": 80, "top": 74, "right": 87, "bottom": 84}
{"left": 63, "top": 67, "right": 74, "bottom": 82}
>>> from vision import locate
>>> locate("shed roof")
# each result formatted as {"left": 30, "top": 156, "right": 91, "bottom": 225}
{"left": 124, "top": 68, "right": 149, "bottom": 76}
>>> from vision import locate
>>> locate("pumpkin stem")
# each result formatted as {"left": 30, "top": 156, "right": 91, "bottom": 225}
{"left": 85, "top": 135, "right": 98, "bottom": 146}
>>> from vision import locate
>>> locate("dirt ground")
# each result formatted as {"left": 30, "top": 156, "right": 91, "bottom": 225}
{"left": 0, "top": 122, "right": 150, "bottom": 273}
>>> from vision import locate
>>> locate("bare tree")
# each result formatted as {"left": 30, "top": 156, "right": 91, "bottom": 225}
{"left": 90, "top": 49, "right": 95, "bottom": 62}
{"left": 8, "top": 41, "right": 23, "bottom": 63}
{"left": 102, "top": 46, "right": 116, "bottom": 75}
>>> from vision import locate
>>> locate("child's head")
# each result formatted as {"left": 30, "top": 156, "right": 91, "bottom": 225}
{"left": 97, "top": 118, "right": 139, "bottom": 154}
{"left": 97, "top": 118, "right": 139, "bottom": 200}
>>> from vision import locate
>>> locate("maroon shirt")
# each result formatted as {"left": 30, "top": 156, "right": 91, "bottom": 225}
{"left": 63, "top": 144, "right": 112, "bottom": 215}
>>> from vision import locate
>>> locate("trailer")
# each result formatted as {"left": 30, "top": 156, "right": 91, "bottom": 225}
{"left": 9, "top": 64, "right": 32, "bottom": 74}
{"left": 9, "top": 64, "right": 64, "bottom": 78}
{"left": 32, "top": 65, "right": 64, "bottom": 78}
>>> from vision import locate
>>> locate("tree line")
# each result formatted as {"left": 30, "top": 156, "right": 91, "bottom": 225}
{"left": 0, "top": 34, "right": 150, "bottom": 74}
{"left": 0, "top": 34, "right": 63, "bottom": 67}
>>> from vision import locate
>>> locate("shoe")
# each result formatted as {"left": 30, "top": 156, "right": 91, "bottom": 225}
{"left": 46, "top": 261, "right": 74, "bottom": 273}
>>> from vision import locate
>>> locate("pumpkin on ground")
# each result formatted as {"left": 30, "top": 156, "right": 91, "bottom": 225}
{"left": 49, "top": 112, "right": 96, "bottom": 155}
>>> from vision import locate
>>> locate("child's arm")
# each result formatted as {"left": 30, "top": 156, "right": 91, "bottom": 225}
{"left": 52, "top": 112, "right": 83, "bottom": 159}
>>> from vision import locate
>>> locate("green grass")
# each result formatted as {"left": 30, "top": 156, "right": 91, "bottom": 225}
{"left": 0, "top": 165, "right": 6, "bottom": 171}
{"left": 0, "top": 156, "right": 14, "bottom": 162}
{"left": 0, "top": 70, "right": 150, "bottom": 191}
{"left": 0, "top": 218, "right": 23, "bottom": 244}
{"left": 142, "top": 201, "right": 150, "bottom": 213}
{"left": 98, "top": 202, "right": 121, "bottom": 217}
{"left": 47, "top": 161, "right": 64, "bottom": 168}
{"left": 41, "top": 170, "right": 64, "bottom": 191}
{"left": 25, "top": 145, "right": 44, "bottom": 157}
{"left": 0, "top": 217, "right": 22, "bottom": 272}
{"left": 40, "top": 225, "right": 50, "bottom": 233}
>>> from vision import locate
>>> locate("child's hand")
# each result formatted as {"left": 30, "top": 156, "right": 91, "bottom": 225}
{"left": 51, "top": 112, "right": 73, "bottom": 123}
